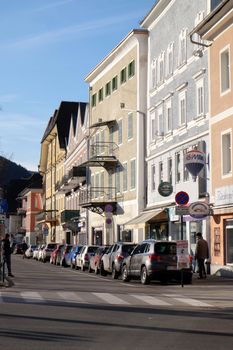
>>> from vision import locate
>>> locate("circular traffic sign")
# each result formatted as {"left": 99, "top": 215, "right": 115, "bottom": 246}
{"left": 158, "top": 182, "right": 173, "bottom": 197}
{"left": 175, "top": 191, "right": 189, "bottom": 205}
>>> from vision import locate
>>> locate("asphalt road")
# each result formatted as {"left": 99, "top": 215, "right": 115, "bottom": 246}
{"left": 0, "top": 255, "right": 233, "bottom": 350}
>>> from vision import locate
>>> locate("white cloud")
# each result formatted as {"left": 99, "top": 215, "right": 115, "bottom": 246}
{"left": 29, "top": 0, "right": 74, "bottom": 13}
{"left": 3, "top": 12, "right": 142, "bottom": 50}
{"left": 0, "top": 94, "right": 19, "bottom": 103}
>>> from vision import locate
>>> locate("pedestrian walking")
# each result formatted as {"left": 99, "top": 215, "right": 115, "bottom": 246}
{"left": 22, "top": 241, "right": 28, "bottom": 259}
{"left": 195, "top": 232, "right": 209, "bottom": 279}
{"left": 1, "top": 233, "right": 14, "bottom": 277}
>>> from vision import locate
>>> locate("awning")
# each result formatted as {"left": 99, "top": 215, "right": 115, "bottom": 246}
{"left": 124, "top": 209, "right": 165, "bottom": 226}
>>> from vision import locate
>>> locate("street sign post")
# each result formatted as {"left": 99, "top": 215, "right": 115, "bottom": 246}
{"left": 175, "top": 192, "right": 190, "bottom": 240}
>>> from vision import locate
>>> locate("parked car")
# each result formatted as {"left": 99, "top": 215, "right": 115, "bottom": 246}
{"left": 76, "top": 245, "right": 99, "bottom": 271}
{"left": 100, "top": 242, "right": 136, "bottom": 279}
{"left": 25, "top": 244, "right": 38, "bottom": 258}
{"left": 89, "top": 246, "right": 110, "bottom": 274}
{"left": 13, "top": 243, "right": 25, "bottom": 254}
{"left": 40, "top": 243, "right": 57, "bottom": 263}
{"left": 50, "top": 244, "right": 64, "bottom": 265}
{"left": 121, "top": 239, "right": 193, "bottom": 285}
{"left": 33, "top": 244, "right": 43, "bottom": 260}
{"left": 70, "top": 245, "right": 83, "bottom": 269}
{"left": 60, "top": 244, "right": 73, "bottom": 267}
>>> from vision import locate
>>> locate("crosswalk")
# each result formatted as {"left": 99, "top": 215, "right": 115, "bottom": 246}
{"left": 0, "top": 290, "right": 215, "bottom": 308}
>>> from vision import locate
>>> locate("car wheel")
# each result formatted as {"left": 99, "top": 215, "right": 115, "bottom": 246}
{"left": 122, "top": 265, "right": 130, "bottom": 282}
{"left": 183, "top": 272, "right": 192, "bottom": 285}
{"left": 100, "top": 263, "right": 107, "bottom": 276}
{"left": 112, "top": 264, "right": 119, "bottom": 279}
{"left": 141, "top": 266, "right": 150, "bottom": 285}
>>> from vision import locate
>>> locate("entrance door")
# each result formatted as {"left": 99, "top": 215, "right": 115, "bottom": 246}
{"left": 225, "top": 221, "right": 233, "bottom": 264}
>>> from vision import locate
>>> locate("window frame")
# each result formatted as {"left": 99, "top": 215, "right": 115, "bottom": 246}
{"left": 130, "top": 159, "right": 136, "bottom": 190}
{"left": 220, "top": 46, "right": 231, "bottom": 95}
{"left": 179, "top": 90, "right": 187, "bottom": 126}
{"left": 128, "top": 60, "right": 135, "bottom": 79}
{"left": 221, "top": 129, "right": 232, "bottom": 177}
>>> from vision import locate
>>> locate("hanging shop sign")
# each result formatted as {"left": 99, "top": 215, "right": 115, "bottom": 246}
{"left": 189, "top": 202, "right": 210, "bottom": 219}
{"left": 158, "top": 182, "right": 173, "bottom": 197}
{"left": 184, "top": 150, "right": 205, "bottom": 178}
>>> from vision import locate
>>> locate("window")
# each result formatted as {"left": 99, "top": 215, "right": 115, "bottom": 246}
{"left": 194, "top": 12, "right": 205, "bottom": 48}
{"left": 128, "top": 113, "right": 133, "bottom": 140}
{"left": 130, "top": 159, "right": 136, "bottom": 189}
{"left": 95, "top": 173, "right": 100, "bottom": 198}
{"left": 116, "top": 166, "right": 121, "bottom": 193}
{"left": 151, "top": 164, "right": 156, "bottom": 191}
{"left": 100, "top": 130, "right": 105, "bottom": 154}
{"left": 91, "top": 93, "right": 96, "bottom": 107}
{"left": 157, "top": 107, "right": 164, "bottom": 137}
{"left": 108, "top": 171, "right": 113, "bottom": 199}
{"left": 165, "top": 99, "right": 172, "bottom": 133}
{"left": 183, "top": 149, "right": 190, "bottom": 181}
{"left": 98, "top": 88, "right": 104, "bottom": 102}
{"left": 222, "top": 131, "right": 232, "bottom": 176}
{"left": 151, "top": 111, "right": 156, "bottom": 142}
{"left": 220, "top": 48, "right": 230, "bottom": 94}
{"left": 128, "top": 60, "right": 135, "bottom": 78}
{"left": 112, "top": 76, "right": 118, "bottom": 92}
{"left": 167, "top": 158, "right": 172, "bottom": 184}
{"left": 179, "top": 91, "right": 186, "bottom": 125}
{"left": 211, "top": 0, "right": 222, "bottom": 10}
{"left": 178, "top": 29, "right": 187, "bottom": 66}
{"left": 109, "top": 126, "right": 114, "bottom": 155}
{"left": 197, "top": 79, "right": 204, "bottom": 116}
{"left": 175, "top": 152, "right": 181, "bottom": 183}
{"left": 151, "top": 59, "right": 157, "bottom": 88}
{"left": 159, "top": 162, "right": 163, "bottom": 183}
{"left": 123, "top": 162, "right": 128, "bottom": 192}
{"left": 105, "top": 81, "right": 111, "bottom": 97}
{"left": 158, "top": 52, "right": 165, "bottom": 83}
{"left": 120, "top": 67, "right": 127, "bottom": 84}
{"left": 166, "top": 43, "right": 174, "bottom": 77}
{"left": 118, "top": 119, "right": 122, "bottom": 145}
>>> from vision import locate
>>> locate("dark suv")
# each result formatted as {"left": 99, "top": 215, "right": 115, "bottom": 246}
{"left": 121, "top": 239, "right": 192, "bottom": 285}
{"left": 100, "top": 242, "right": 136, "bottom": 279}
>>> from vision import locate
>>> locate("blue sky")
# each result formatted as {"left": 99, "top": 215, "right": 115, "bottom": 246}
{"left": 0, "top": 0, "right": 155, "bottom": 171}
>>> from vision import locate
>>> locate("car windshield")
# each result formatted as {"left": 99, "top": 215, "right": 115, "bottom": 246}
{"left": 122, "top": 245, "right": 136, "bottom": 254}
{"left": 47, "top": 244, "right": 57, "bottom": 249}
{"left": 154, "top": 243, "right": 176, "bottom": 255}
{"left": 87, "top": 246, "right": 98, "bottom": 253}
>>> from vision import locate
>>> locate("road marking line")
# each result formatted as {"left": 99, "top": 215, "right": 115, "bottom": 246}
{"left": 21, "top": 291, "right": 44, "bottom": 303}
{"left": 130, "top": 294, "right": 171, "bottom": 306}
{"left": 172, "top": 297, "right": 213, "bottom": 307}
{"left": 57, "top": 291, "right": 86, "bottom": 303}
{"left": 93, "top": 293, "right": 129, "bottom": 305}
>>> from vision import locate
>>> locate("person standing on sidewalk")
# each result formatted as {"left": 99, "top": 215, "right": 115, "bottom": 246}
{"left": 1, "top": 233, "right": 14, "bottom": 277}
{"left": 195, "top": 232, "right": 209, "bottom": 279}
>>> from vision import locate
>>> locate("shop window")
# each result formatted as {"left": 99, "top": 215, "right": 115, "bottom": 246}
{"left": 214, "top": 227, "right": 221, "bottom": 257}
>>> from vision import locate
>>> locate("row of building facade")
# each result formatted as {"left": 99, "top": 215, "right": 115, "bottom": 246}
{"left": 16, "top": 0, "right": 232, "bottom": 274}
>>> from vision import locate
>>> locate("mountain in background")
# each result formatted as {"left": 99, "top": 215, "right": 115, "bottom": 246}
{"left": 0, "top": 156, "right": 32, "bottom": 187}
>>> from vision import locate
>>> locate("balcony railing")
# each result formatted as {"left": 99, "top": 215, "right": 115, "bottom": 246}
{"left": 79, "top": 187, "right": 117, "bottom": 214}
{"left": 17, "top": 208, "right": 27, "bottom": 216}
{"left": 60, "top": 210, "right": 80, "bottom": 224}
{"left": 56, "top": 166, "right": 86, "bottom": 193}
{"left": 81, "top": 142, "right": 118, "bottom": 169}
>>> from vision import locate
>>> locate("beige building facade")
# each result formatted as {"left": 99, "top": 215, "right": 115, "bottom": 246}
{"left": 84, "top": 29, "right": 148, "bottom": 245}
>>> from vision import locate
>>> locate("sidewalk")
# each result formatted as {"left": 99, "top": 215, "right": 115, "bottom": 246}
{"left": 192, "top": 271, "right": 233, "bottom": 285}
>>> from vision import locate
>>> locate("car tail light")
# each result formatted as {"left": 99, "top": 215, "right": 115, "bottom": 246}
{"left": 148, "top": 254, "right": 161, "bottom": 262}
{"left": 84, "top": 254, "right": 89, "bottom": 261}
{"left": 116, "top": 255, "right": 124, "bottom": 261}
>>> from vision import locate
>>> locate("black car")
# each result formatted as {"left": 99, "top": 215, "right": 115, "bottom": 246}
{"left": 121, "top": 239, "right": 192, "bottom": 285}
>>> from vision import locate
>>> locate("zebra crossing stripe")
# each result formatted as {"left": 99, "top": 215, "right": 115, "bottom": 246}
{"left": 172, "top": 297, "right": 213, "bottom": 307}
{"left": 21, "top": 291, "right": 44, "bottom": 303}
{"left": 130, "top": 294, "right": 171, "bottom": 306}
{"left": 57, "top": 292, "right": 86, "bottom": 303}
{"left": 93, "top": 292, "right": 129, "bottom": 305}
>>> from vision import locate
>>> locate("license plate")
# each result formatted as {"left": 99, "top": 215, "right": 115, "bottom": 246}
{"left": 167, "top": 266, "right": 177, "bottom": 270}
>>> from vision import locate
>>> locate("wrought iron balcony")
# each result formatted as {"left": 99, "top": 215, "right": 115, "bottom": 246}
{"left": 17, "top": 208, "right": 27, "bottom": 216}
{"left": 55, "top": 166, "right": 86, "bottom": 193}
{"left": 79, "top": 187, "right": 117, "bottom": 215}
{"left": 60, "top": 210, "right": 80, "bottom": 224}
{"left": 81, "top": 142, "right": 118, "bottom": 169}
